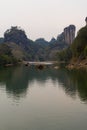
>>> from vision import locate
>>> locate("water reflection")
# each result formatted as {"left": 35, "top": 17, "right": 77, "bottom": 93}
{"left": 0, "top": 66, "right": 87, "bottom": 102}
{"left": 0, "top": 66, "right": 29, "bottom": 100}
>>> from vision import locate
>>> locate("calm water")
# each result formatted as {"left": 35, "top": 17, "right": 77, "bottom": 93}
{"left": 0, "top": 66, "right": 87, "bottom": 130}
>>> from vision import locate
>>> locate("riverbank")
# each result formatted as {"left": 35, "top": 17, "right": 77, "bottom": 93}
{"left": 66, "top": 59, "right": 87, "bottom": 70}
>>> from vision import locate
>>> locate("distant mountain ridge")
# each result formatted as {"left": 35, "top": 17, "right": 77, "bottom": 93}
{"left": 0, "top": 24, "right": 76, "bottom": 65}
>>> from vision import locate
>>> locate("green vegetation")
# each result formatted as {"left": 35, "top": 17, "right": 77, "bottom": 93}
{"left": 57, "top": 47, "right": 72, "bottom": 62}
{"left": 0, "top": 26, "right": 68, "bottom": 63}
{"left": 0, "top": 25, "right": 71, "bottom": 66}
{"left": 0, "top": 44, "right": 18, "bottom": 66}
{"left": 0, "top": 24, "right": 86, "bottom": 67}
{"left": 4, "top": 26, "right": 28, "bottom": 45}
{"left": 57, "top": 26, "right": 87, "bottom": 63}
{"left": 71, "top": 26, "right": 87, "bottom": 59}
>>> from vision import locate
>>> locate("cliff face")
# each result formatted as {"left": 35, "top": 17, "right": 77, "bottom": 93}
{"left": 85, "top": 17, "right": 87, "bottom": 25}
{"left": 64, "top": 25, "right": 76, "bottom": 44}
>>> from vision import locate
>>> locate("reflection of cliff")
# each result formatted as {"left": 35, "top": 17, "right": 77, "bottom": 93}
{"left": 68, "top": 70, "right": 87, "bottom": 102}
{"left": 28, "top": 68, "right": 87, "bottom": 102}
{"left": 0, "top": 66, "right": 87, "bottom": 102}
{"left": 55, "top": 69, "right": 87, "bottom": 102}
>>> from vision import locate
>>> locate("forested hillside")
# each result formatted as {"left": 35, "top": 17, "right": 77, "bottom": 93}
{"left": 0, "top": 26, "right": 69, "bottom": 63}
{"left": 57, "top": 25, "right": 87, "bottom": 65}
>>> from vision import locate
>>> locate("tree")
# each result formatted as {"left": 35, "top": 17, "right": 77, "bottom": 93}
{"left": 4, "top": 26, "right": 28, "bottom": 45}
{"left": 71, "top": 26, "right": 87, "bottom": 58}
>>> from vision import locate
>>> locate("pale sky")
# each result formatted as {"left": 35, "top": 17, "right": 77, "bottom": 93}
{"left": 0, "top": 0, "right": 87, "bottom": 41}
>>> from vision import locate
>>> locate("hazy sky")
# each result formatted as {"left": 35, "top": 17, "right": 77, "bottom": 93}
{"left": 0, "top": 0, "right": 87, "bottom": 41}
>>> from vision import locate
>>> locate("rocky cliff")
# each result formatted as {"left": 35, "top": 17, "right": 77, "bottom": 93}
{"left": 57, "top": 25, "right": 76, "bottom": 45}
{"left": 64, "top": 25, "right": 76, "bottom": 44}
{"left": 85, "top": 17, "right": 87, "bottom": 25}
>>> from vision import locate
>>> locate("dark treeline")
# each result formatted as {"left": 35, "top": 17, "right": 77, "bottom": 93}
{"left": 0, "top": 26, "right": 69, "bottom": 66}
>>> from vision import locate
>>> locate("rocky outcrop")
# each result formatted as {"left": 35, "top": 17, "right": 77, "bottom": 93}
{"left": 57, "top": 25, "right": 76, "bottom": 45}
{"left": 64, "top": 25, "right": 76, "bottom": 44}
{"left": 57, "top": 32, "right": 65, "bottom": 42}
{"left": 50, "top": 37, "right": 56, "bottom": 43}
{"left": 85, "top": 17, "right": 87, "bottom": 25}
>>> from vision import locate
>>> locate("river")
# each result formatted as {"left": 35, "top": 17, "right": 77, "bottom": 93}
{"left": 0, "top": 65, "right": 87, "bottom": 130}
